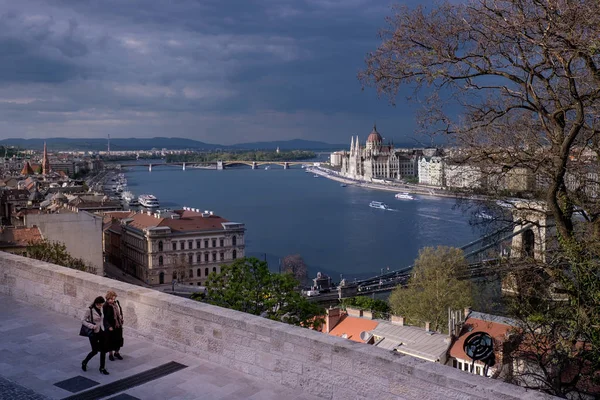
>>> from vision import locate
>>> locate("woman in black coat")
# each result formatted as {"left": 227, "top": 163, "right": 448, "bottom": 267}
{"left": 81, "top": 296, "right": 109, "bottom": 375}
{"left": 103, "top": 290, "right": 124, "bottom": 361}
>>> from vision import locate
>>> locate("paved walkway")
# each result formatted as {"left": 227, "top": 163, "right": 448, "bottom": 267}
{"left": 0, "top": 295, "right": 319, "bottom": 400}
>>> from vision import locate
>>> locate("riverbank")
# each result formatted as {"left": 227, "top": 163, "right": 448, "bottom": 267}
{"left": 309, "top": 166, "right": 463, "bottom": 199}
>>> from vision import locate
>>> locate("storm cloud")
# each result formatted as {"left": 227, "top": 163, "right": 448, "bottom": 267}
{"left": 0, "top": 0, "right": 421, "bottom": 145}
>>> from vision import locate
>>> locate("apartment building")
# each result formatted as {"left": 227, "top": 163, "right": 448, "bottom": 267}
{"left": 120, "top": 207, "right": 245, "bottom": 286}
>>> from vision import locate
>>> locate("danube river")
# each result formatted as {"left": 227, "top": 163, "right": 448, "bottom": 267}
{"left": 123, "top": 165, "right": 480, "bottom": 281}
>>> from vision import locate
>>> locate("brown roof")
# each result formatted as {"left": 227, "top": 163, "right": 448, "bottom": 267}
{"left": 449, "top": 315, "right": 513, "bottom": 361}
{"left": 127, "top": 209, "right": 230, "bottom": 233}
{"left": 0, "top": 226, "right": 42, "bottom": 248}
{"left": 328, "top": 314, "right": 379, "bottom": 343}
{"left": 102, "top": 211, "right": 135, "bottom": 224}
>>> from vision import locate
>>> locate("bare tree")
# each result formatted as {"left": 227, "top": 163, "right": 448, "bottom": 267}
{"left": 281, "top": 254, "right": 308, "bottom": 284}
{"left": 359, "top": 2, "right": 600, "bottom": 397}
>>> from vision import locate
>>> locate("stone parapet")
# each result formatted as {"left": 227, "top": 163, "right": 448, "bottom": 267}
{"left": 0, "top": 252, "right": 554, "bottom": 400}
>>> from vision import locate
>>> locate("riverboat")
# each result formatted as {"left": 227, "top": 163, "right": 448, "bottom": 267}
{"left": 394, "top": 193, "right": 414, "bottom": 200}
{"left": 139, "top": 194, "right": 160, "bottom": 208}
{"left": 369, "top": 201, "right": 391, "bottom": 210}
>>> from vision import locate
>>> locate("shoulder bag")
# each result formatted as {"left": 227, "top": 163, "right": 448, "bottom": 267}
{"left": 79, "top": 308, "right": 95, "bottom": 337}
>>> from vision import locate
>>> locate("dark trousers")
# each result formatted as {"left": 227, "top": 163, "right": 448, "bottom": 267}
{"left": 83, "top": 331, "right": 106, "bottom": 369}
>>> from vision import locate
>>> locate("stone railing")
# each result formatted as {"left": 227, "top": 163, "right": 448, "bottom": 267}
{"left": 0, "top": 252, "right": 552, "bottom": 399}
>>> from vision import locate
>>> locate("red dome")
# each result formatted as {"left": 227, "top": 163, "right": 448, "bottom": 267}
{"left": 366, "top": 124, "right": 382, "bottom": 143}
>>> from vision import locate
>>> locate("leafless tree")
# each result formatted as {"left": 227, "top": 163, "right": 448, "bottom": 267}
{"left": 359, "top": 2, "right": 600, "bottom": 397}
{"left": 281, "top": 254, "right": 308, "bottom": 284}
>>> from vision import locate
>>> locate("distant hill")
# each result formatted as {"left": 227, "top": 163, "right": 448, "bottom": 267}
{"left": 0, "top": 137, "right": 221, "bottom": 151}
{"left": 230, "top": 139, "right": 347, "bottom": 151}
{"left": 0, "top": 137, "right": 348, "bottom": 151}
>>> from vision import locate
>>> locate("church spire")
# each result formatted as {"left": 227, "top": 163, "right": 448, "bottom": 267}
{"left": 42, "top": 141, "right": 50, "bottom": 175}
{"left": 350, "top": 136, "right": 354, "bottom": 155}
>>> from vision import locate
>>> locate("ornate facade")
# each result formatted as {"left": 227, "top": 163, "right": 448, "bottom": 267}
{"left": 340, "top": 125, "right": 417, "bottom": 181}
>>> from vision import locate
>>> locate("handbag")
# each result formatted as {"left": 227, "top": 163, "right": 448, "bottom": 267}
{"left": 79, "top": 308, "right": 95, "bottom": 337}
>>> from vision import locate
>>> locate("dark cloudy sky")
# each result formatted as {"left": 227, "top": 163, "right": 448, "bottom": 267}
{"left": 0, "top": 0, "right": 425, "bottom": 145}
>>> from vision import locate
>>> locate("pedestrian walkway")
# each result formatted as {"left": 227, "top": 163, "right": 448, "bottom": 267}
{"left": 0, "top": 295, "right": 319, "bottom": 400}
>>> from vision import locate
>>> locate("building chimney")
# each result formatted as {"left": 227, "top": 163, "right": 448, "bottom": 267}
{"left": 326, "top": 307, "right": 342, "bottom": 333}
{"left": 464, "top": 307, "right": 471, "bottom": 319}
{"left": 425, "top": 321, "right": 431, "bottom": 332}
{"left": 391, "top": 315, "right": 404, "bottom": 326}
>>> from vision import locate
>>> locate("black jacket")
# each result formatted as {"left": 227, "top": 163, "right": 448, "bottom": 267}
{"left": 102, "top": 301, "right": 122, "bottom": 330}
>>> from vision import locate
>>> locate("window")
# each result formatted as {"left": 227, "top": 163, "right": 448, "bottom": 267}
{"left": 196, "top": 240, "right": 201, "bottom": 249}
{"left": 158, "top": 256, "right": 163, "bottom": 266}
{"left": 188, "top": 269, "right": 193, "bottom": 278}
{"left": 188, "top": 240, "right": 193, "bottom": 249}
{"left": 212, "top": 239, "right": 216, "bottom": 248}
{"left": 172, "top": 242, "right": 177, "bottom": 251}
{"left": 197, "top": 282, "right": 201, "bottom": 286}
{"left": 159, "top": 272, "right": 164, "bottom": 284}
{"left": 212, "top": 267, "right": 217, "bottom": 273}
{"left": 204, "top": 239, "right": 209, "bottom": 248}
{"left": 212, "top": 253, "right": 217, "bottom": 262}
{"left": 188, "top": 253, "right": 193, "bottom": 265}
{"left": 179, "top": 241, "right": 184, "bottom": 250}
{"left": 205, "top": 267, "right": 209, "bottom": 276}
{"left": 219, "top": 238, "right": 224, "bottom": 247}
{"left": 158, "top": 241, "right": 163, "bottom": 252}
{"left": 204, "top": 253, "right": 209, "bottom": 263}
{"left": 453, "top": 360, "right": 457, "bottom": 368}
{"left": 172, "top": 271, "right": 177, "bottom": 280}
{"left": 232, "top": 250, "right": 237, "bottom": 260}
{"left": 457, "top": 361, "right": 463, "bottom": 370}
{"left": 197, "top": 253, "right": 201, "bottom": 263}
{"left": 232, "top": 236, "right": 237, "bottom": 246}
{"left": 197, "top": 268, "right": 201, "bottom": 277}
{"left": 475, "top": 366, "right": 481, "bottom": 376}
{"left": 220, "top": 252, "right": 224, "bottom": 261}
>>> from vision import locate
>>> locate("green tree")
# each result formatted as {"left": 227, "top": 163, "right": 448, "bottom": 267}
{"left": 389, "top": 246, "right": 472, "bottom": 333}
{"left": 341, "top": 296, "right": 390, "bottom": 319}
{"left": 26, "top": 239, "right": 96, "bottom": 274}
{"left": 200, "top": 257, "right": 324, "bottom": 329}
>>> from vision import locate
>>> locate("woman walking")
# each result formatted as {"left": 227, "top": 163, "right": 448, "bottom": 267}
{"left": 103, "top": 291, "right": 124, "bottom": 361}
{"left": 81, "top": 296, "right": 109, "bottom": 375}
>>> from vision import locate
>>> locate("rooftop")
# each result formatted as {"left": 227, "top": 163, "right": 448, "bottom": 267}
{"left": 0, "top": 226, "right": 42, "bottom": 248}
{"left": 126, "top": 209, "right": 244, "bottom": 233}
{"left": 371, "top": 321, "right": 451, "bottom": 363}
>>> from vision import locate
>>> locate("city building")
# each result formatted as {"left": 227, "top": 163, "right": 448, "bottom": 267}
{"left": 418, "top": 149, "right": 445, "bottom": 186}
{"left": 0, "top": 226, "right": 42, "bottom": 255}
{"left": 448, "top": 311, "right": 516, "bottom": 378}
{"left": 340, "top": 125, "right": 418, "bottom": 181}
{"left": 120, "top": 208, "right": 245, "bottom": 286}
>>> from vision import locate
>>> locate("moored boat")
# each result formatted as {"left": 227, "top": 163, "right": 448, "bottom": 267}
{"left": 139, "top": 194, "right": 160, "bottom": 208}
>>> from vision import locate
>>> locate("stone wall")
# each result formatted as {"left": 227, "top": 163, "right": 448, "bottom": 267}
{"left": 0, "top": 252, "right": 553, "bottom": 400}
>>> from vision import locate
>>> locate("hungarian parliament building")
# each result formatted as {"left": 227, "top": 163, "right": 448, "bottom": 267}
{"left": 332, "top": 125, "right": 443, "bottom": 184}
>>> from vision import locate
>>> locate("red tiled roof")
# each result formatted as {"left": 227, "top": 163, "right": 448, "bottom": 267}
{"left": 449, "top": 317, "right": 512, "bottom": 361}
{"left": 128, "top": 210, "right": 229, "bottom": 233}
{"left": 328, "top": 314, "right": 379, "bottom": 343}
{"left": 0, "top": 226, "right": 42, "bottom": 248}
{"left": 102, "top": 211, "right": 135, "bottom": 224}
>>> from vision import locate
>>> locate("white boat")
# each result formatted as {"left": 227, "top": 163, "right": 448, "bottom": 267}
{"left": 340, "top": 183, "right": 347, "bottom": 187}
{"left": 313, "top": 174, "right": 319, "bottom": 178}
{"left": 475, "top": 211, "right": 493, "bottom": 220}
{"left": 369, "top": 201, "right": 391, "bottom": 210}
{"left": 395, "top": 193, "right": 414, "bottom": 200}
{"left": 122, "top": 191, "right": 139, "bottom": 206}
{"left": 264, "top": 166, "right": 271, "bottom": 170}
{"left": 139, "top": 194, "right": 160, "bottom": 208}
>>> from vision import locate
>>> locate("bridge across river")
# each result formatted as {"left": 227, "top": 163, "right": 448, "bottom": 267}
{"left": 118, "top": 160, "right": 312, "bottom": 171}
{"left": 308, "top": 218, "right": 539, "bottom": 302}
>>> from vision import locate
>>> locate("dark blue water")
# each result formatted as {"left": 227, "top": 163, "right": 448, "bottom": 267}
{"left": 124, "top": 165, "right": 479, "bottom": 281}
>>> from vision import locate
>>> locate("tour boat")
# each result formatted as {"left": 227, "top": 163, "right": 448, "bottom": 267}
{"left": 139, "top": 194, "right": 160, "bottom": 208}
{"left": 369, "top": 201, "right": 391, "bottom": 210}
{"left": 395, "top": 193, "right": 415, "bottom": 200}
{"left": 340, "top": 183, "right": 347, "bottom": 187}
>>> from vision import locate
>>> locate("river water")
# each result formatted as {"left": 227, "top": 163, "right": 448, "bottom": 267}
{"left": 123, "top": 164, "right": 480, "bottom": 281}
